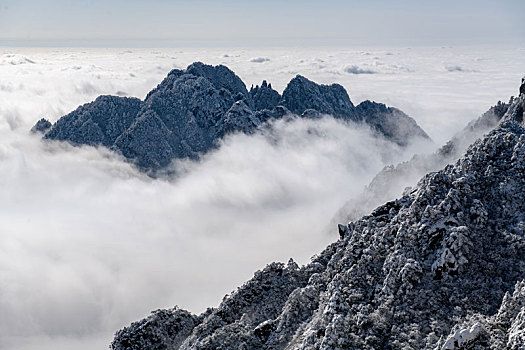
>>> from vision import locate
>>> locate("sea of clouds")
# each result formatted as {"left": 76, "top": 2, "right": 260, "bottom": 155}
{"left": 1, "top": 46, "right": 524, "bottom": 349}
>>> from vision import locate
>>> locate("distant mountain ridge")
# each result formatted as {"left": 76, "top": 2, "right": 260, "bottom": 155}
{"left": 34, "top": 62, "right": 430, "bottom": 173}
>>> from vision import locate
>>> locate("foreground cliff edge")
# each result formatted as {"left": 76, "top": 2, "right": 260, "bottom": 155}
{"left": 33, "top": 62, "right": 430, "bottom": 175}
{"left": 111, "top": 79, "right": 525, "bottom": 349}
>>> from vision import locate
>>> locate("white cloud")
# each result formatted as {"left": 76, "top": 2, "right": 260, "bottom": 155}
{"left": 0, "top": 46, "right": 523, "bottom": 349}
{"left": 0, "top": 115, "right": 431, "bottom": 349}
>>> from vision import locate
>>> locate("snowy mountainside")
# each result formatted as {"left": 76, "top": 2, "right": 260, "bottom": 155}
{"left": 111, "top": 83, "right": 525, "bottom": 349}
{"left": 335, "top": 98, "right": 511, "bottom": 223}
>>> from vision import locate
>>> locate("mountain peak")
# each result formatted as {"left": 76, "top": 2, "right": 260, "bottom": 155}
{"left": 36, "top": 63, "right": 429, "bottom": 174}
{"left": 355, "top": 100, "right": 431, "bottom": 146}
{"left": 503, "top": 92, "right": 524, "bottom": 125}
{"left": 282, "top": 75, "right": 356, "bottom": 120}
{"left": 249, "top": 80, "right": 281, "bottom": 111}
{"left": 185, "top": 62, "right": 252, "bottom": 106}
{"left": 30, "top": 118, "right": 52, "bottom": 134}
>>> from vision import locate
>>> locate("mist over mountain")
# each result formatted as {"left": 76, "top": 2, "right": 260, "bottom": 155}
{"left": 335, "top": 98, "right": 512, "bottom": 223}
{"left": 2, "top": 47, "right": 524, "bottom": 350}
{"left": 36, "top": 62, "right": 430, "bottom": 173}
{"left": 111, "top": 82, "right": 525, "bottom": 349}
{"left": 3, "top": 3, "right": 523, "bottom": 349}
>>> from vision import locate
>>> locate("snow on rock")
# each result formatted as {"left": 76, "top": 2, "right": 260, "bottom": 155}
{"left": 280, "top": 74, "right": 357, "bottom": 120}
{"left": 219, "top": 100, "right": 261, "bottom": 135}
{"left": 249, "top": 80, "right": 281, "bottom": 111}
{"left": 37, "top": 63, "right": 430, "bottom": 174}
{"left": 354, "top": 100, "right": 430, "bottom": 146}
{"left": 111, "top": 81, "right": 525, "bottom": 349}
{"left": 30, "top": 118, "right": 52, "bottom": 134}
{"left": 508, "top": 309, "right": 525, "bottom": 350}
{"left": 441, "top": 323, "right": 482, "bottom": 349}
{"left": 112, "top": 307, "right": 202, "bottom": 350}
{"left": 335, "top": 97, "right": 511, "bottom": 223}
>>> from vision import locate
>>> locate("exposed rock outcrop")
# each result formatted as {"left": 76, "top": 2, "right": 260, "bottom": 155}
{"left": 30, "top": 118, "right": 52, "bottom": 134}
{"left": 45, "top": 95, "right": 142, "bottom": 147}
{"left": 112, "top": 308, "right": 203, "bottom": 350}
{"left": 355, "top": 100, "right": 430, "bottom": 147}
{"left": 281, "top": 75, "right": 357, "bottom": 120}
{"left": 36, "top": 63, "right": 429, "bottom": 174}
{"left": 250, "top": 80, "right": 281, "bottom": 111}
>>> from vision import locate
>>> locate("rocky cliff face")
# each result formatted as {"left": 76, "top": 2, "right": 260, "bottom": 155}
{"left": 250, "top": 80, "right": 281, "bottom": 111}
{"left": 44, "top": 95, "right": 143, "bottom": 148}
{"left": 354, "top": 100, "right": 430, "bottom": 147}
{"left": 30, "top": 118, "right": 52, "bottom": 134}
{"left": 280, "top": 75, "right": 358, "bottom": 120}
{"left": 36, "top": 62, "right": 429, "bottom": 173}
{"left": 111, "top": 86, "right": 525, "bottom": 349}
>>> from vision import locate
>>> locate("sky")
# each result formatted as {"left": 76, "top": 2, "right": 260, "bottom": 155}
{"left": 0, "top": 0, "right": 524, "bottom": 47}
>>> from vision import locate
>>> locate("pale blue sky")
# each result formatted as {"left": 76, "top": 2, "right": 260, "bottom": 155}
{"left": 0, "top": 0, "right": 523, "bottom": 47}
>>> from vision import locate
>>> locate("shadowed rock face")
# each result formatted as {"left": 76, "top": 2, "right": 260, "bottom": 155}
{"left": 36, "top": 62, "right": 430, "bottom": 173}
{"left": 44, "top": 95, "right": 142, "bottom": 147}
{"left": 355, "top": 100, "right": 430, "bottom": 147}
{"left": 112, "top": 308, "right": 203, "bottom": 350}
{"left": 281, "top": 75, "right": 358, "bottom": 120}
{"left": 111, "top": 87, "right": 525, "bottom": 350}
{"left": 250, "top": 80, "right": 281, "bottom": 111}
{"left": 30, "top": 118, "right": 52, "bottom": 134}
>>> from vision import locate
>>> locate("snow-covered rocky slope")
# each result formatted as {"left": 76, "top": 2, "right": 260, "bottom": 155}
{"left": 34, "top": 62, "right": 429, "bottom": 173}
{"left": 336, "top": 98, "right": 511, "bottom": 223}
{"left": 111, "top": 80, "right": 525, "bottom": 349}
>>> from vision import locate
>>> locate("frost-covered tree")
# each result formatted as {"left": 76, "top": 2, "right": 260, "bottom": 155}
{"left": 112, "top": 83, "right": 525, "bottom": 349}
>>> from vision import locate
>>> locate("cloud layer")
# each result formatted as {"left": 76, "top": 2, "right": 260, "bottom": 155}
{"left": 0, "top": 46, "right": 523, "bottom": 349}
{"left": 0, "top": 116, "right": 432, "bottom": 349}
